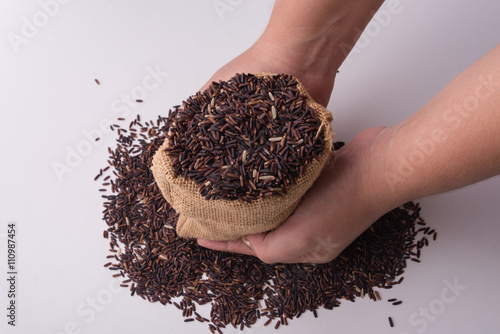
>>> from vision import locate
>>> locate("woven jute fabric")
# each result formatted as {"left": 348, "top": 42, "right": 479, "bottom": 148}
{"left": 151, "top": 73, "right": 333, "bottom": 240}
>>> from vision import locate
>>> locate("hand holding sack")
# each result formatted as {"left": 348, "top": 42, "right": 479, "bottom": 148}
{"left": 152, "top": 73, "right": 333, "bottom": 240}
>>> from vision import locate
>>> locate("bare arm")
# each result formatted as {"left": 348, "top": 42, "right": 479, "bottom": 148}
{"left": 198, "top": 1, "right": 500, "bottom": 264}
{"left": 203, "top": 0, "right": 385, "bottom": 105}
{"left": 377, "top": 45, "right": 500, "bottom": 207}
{"left": 200, "top": 45, "right": 500, "bottom": 263}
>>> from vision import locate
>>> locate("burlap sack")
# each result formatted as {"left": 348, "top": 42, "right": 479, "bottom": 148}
{"left": 151, "top": 73, "right": 333, "bottom": 240}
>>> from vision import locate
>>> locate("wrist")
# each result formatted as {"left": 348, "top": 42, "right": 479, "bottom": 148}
{"left": 348, "top": 127, "right": 408, "bottom": 217}
{"left": 257, "top": 20, "right": 341, "bottom": 77}
{"left": 258, "top": 0, "right": 385, "bottom": 77}
{"left": 365, "top": 125, "right": 420, "bottom": 212}
{"left": 250, "top": 35, "right": 338, "bottom": 106}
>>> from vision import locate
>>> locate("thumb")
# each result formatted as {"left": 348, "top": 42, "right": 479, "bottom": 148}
{"left": 246, "top": 214, "right": 312, "bottom": 264}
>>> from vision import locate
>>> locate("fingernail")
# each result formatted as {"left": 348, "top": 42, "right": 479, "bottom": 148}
{"left": 241, "top": 235, "right": 252, "bottom": 250}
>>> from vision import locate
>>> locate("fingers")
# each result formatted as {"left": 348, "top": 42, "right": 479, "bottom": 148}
{"left": 246, "top": 214, "right": 314, "bottom": 263}
{"left": 197, "top": 239, "right": 337, "bottom": 264}
{"left": 196, "top": 217, "right": 311, "bottom": 263}
{"left": 197, "top": 238, "right": 256, "bottom": 257}
{"left": 198, "top": 211, "right": 325, "bottom": 264}
{"left": 197, "top": 231, "right": 308, "bottom": 264}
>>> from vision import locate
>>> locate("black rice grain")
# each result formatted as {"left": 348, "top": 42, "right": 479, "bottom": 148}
{"left": 99, "top": 112, "right": 435, "bottom": 333}
{"left": 164, "top": 73, "right": 326, "bottom": 202}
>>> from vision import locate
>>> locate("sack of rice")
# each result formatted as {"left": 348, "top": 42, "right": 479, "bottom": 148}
{"left": 151, "top": 73, "right": 333, "bottom": 240}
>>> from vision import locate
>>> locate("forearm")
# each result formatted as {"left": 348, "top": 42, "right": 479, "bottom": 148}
{"left": 257, "top": 0, "right": 385, "bottom": 75}
{"left": 378, "top": 45, "right": 500, "bottom": 207}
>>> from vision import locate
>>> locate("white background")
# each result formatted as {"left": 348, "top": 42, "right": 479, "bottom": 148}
{"left": 1, "top": 0, "right": 499, "bottom": 333}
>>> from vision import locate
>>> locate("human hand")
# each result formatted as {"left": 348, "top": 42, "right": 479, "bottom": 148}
{"left": 201, "top": 0, "right": 387, "bottom": 106}
{"left": 195, "top": 37, "right": 341, "bottom": 262}
{"left": 196, "top": 0, "right": 394, "bottom": 263}
{"left": 198, "top": 126, "right": 399, "bottom": 263}
{"left": 200, "top": 35, "right": 337, "bottom": 107}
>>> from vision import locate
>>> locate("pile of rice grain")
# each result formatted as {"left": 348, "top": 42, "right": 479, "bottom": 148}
{"left": 98, "top": 113, "right": 434, "bottom": 333}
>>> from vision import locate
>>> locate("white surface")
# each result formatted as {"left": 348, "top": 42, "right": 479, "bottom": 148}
{"left": 1, "top": 1, "right": 499, "bottom": 333}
